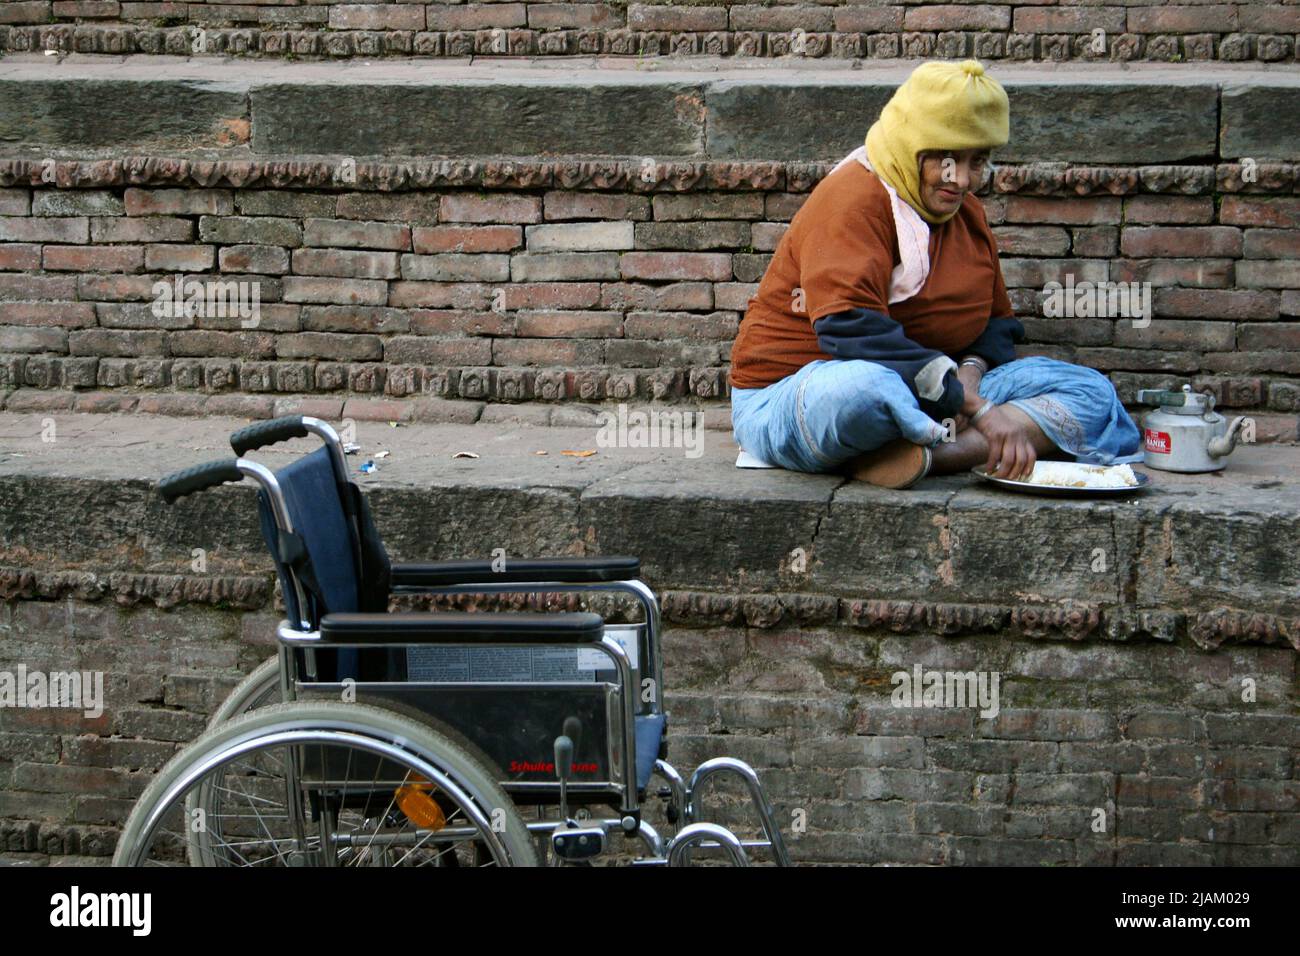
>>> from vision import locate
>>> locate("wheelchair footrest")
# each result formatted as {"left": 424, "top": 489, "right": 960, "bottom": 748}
{"left": 552, "top": 825, "right": 608, "bottom": 862}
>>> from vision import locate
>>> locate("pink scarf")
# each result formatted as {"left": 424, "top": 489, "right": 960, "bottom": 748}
{"left": 830, "top": 145, "right": 931, "bottom": 305}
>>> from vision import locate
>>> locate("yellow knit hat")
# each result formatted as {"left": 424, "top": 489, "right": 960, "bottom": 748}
{"left": 864, "top": 60, "right": 1009, "bottom": 225}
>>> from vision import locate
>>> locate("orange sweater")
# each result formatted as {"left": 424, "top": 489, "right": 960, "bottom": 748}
{"left": 729, "top": 161, "right": 1014, "bottom": 392}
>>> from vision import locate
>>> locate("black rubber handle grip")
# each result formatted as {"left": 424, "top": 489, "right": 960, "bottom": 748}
{"left": 158, "top": 459, "right": 244, "bottom": 504}
{"left": 230, "top": 415, "right": 307, "bottom": 455}
{"left": 554, "top": 736, "right": 573, "bottom": 782}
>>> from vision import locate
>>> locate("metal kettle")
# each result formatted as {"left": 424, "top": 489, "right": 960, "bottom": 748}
{"left": 1136, "top": 385, "right": 1247, "bottom": 473}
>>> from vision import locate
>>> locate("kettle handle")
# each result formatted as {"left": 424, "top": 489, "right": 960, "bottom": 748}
{"left": 1137, "top": 387, "right": 1216, "bottom": 413}
{"left": 1136, "top": 389, "right": 1187, "bottom": 406}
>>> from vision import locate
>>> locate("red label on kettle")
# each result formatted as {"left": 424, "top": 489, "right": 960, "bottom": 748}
{"left": 1144, "top": 429, "right": 1171, "bottom": 454}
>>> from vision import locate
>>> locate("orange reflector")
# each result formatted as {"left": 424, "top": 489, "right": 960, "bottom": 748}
{"left": 395, "top": 784, "right": 446, "bottom": 830}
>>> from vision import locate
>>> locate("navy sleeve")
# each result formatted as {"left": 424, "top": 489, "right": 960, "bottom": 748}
{"left": 961, "top": 316, "right": 1025, "bottom": 369}
{"left": 813, "top": 307, "right": 965, "bottom": 421}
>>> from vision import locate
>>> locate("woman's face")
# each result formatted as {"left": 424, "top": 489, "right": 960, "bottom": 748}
{"left": 918, "top": 149, "right": 990, "bottom": 217}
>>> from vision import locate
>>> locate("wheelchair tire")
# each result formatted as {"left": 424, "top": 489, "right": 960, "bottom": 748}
{"left": 207, "top": 656, "right": 281, "bottom": 727}
{"left": 190, "top": 662, "right": 524, "bottom": 866}
{"left": 186, "top": 656, "right": 281, "bottom": 865}
{"left": 116, "top": 700, "right": 539, "bottom": 867}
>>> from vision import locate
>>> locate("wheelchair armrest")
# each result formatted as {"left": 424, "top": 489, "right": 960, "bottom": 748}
{"left": 319, "top": 610, "right": 606, "bottom": 645}
{"left": 389, "top": 556, "right": 641, "bottom": 588}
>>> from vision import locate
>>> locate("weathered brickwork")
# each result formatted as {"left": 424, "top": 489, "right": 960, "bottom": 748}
{"left": 3, "top": 2, "right": 1298, "bottom": 64}
{"left": 1, "top": 577, "right": 1296, "bottom": 864}
{"left": 1, "top": 160, "right": 1299, "bottom": 438}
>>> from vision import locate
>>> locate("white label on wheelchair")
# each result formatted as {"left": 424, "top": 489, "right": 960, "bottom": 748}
{"left": 405, "top": 626, "right": 640, "bottom": 683}
{"left": 400, "top": 624, "right": 634, "bottom": 686}
{"left": 576, "top": 625, "right": 639, "bottom": 671}
{"left": 406, "top": 645, "right": 600, "bottom": 682}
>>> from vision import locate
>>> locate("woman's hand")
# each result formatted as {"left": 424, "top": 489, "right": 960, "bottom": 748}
{"left": 973, "top": 405, "right": 1038, "bottom": 480}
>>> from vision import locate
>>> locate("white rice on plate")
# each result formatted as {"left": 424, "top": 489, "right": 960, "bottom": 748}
{"left": 1018, "top": 461, "right": 1139, "bottom": 489}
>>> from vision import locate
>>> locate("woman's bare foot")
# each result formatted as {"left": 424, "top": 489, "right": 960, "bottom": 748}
{"left": 929, "top": 427, "right": 991, "bottom": 474}
{"left": 842, "top": 438, "right": 932, "bottom": 488}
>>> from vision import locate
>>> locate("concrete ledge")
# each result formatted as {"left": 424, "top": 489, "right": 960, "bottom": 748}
{"left": 1222, "top": 84, "right": 1300, "bottom": 161}
{"left": 0, "top": 76, "right": 248, "bottom": 153}
{"left": 1, "top": 57, "right": 1297, "bottom": 161}
{"left": 1, "top": 411, "right": 1297, "bottom": 642}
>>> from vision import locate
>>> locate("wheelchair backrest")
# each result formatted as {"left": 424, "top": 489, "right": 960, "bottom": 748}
{"left": 257, "top": 445, "right": 361, "bottom": 628}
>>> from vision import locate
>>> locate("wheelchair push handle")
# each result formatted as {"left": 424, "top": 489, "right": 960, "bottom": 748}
{"left": 158, "top": 459, "right": 245, "bottom": 504}
{"left": 230, "top": 415, "right": 309, "bottom": 455}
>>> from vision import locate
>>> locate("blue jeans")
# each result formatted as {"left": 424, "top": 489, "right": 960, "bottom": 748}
{"left": 731, "top": 356, "right": 1143, "bottom": 473}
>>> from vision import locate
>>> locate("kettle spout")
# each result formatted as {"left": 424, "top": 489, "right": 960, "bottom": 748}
{"left": 1208, "top": 416, "right": 1247, "bottom": 458}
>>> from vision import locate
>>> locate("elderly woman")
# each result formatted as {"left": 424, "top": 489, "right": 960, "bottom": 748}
{"left": 729, "top": 60, "right": 1142, "bottom": 488}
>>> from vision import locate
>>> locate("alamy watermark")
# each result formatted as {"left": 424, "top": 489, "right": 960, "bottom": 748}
{"left": 50, "top": 886, "right": 150, "bottom": 936}
{"left": 151, "top": 274, "right": 261, "bottom": 328}
{"left": 1042, "top": 276, "right": 1151, "bottom": 327}
{"left": 595, "top": 404, "right": 704, "bottom": 459}
{"left": 891, "top": 664, "right": 1000, "bottom": 719}
{"left": 0, "top": 666, "right": 104, "bottom": 719}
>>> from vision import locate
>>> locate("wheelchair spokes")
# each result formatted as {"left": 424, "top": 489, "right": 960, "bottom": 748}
{"left": 156, "top": 744, "right": 494, "bottom": 867}
{"left": 115, "top": 703, "right": 539, "bottom": 867}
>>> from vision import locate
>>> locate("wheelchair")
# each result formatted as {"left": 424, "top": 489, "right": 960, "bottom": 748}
{"left": 112, "top": 416, "right": 790, "bottom": 867}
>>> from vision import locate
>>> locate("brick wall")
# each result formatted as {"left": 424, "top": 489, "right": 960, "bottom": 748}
{"left": 662, "top": 623, "right": 1299, "bottom": 865}
{"left": 2, "top": 161, "right": 1299, "bottom": 439}
{"left": 3, "top": 1, "right": 1297, "bottom": 63}
{"left": 2, "top": 576, "right": 1296, "bottom": 863}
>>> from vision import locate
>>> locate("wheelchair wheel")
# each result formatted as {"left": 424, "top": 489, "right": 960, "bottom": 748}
{"left": 208, "top": 657, "right": 281, "bottom": 727}
{"left": 188, "top": 664, "right": 518, "bottom": 865}
{"left": 115, "top": 701, "right": 539, "bottom": 867}
{"left": 186, "top": 656, "right": 283, "bottom": 864}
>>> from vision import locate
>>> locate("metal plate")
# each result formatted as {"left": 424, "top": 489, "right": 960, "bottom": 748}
{"left": 971, "top": 467, "right": 1151, "bottom": 497}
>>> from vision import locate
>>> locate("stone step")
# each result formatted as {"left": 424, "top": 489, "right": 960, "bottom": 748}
{"left": 1, "top": 55, "right": 1297, "bottom": 162}
{"left": 1, "top": 410, "right": 1296, "bottom": 647}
